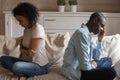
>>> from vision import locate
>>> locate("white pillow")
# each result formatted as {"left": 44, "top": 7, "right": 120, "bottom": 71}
{"left": 45, "top": 32, "right": 70, "bottom": 69}
{"left": 0, "top": 35, "right": 21, "bottom": 58}
{"left": 105, "top": 34, "right": 120, "bottom": 66}
{"left": 100, "top": 34, "right": 120, "bottom": 79}
{"left": 92, "top": 34, "right": 120, "bottom": 66}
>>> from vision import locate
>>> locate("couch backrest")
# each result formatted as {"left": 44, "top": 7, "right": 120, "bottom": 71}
{"left": 1, "top": 33, "right": 120, "bottom": 67}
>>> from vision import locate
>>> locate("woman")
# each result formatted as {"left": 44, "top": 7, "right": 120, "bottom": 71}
{"left": 0, "top": 2, "right": 49, "bottom": 80}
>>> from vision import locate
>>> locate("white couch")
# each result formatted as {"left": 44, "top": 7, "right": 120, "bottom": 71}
{"left": 0, "top": 32, "right": 120, "bottom": 80}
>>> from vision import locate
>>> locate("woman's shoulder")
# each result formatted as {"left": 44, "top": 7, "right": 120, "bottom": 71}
{"left": 36, "top": 23, "right": 44, "bottom": 29}
{"left": 31, "top": 23, "right": 45, "bottom": 38}
{"left": 32, "top": 23, "right": 44, "bottom": 31}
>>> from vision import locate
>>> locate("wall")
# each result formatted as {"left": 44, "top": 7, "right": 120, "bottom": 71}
{"left": 0, "top": 0, "right": 120, "bottom": 35}
{"left": 0, "top": 0, "right": 2, "bottom": 34}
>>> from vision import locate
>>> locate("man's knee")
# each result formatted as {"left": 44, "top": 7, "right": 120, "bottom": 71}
{"left": 107, "top": 67, "right": 116, "bottom": 79}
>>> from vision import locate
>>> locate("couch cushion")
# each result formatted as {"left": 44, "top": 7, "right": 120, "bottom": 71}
{"left": 45, "top": 32, "right": 70, "bottom": 70}
{"left": 102, "top": 34, "right": 120, "bottom": 66}
{"left": 0, "top": 35, "right": 21, "bottom": 58}
{"left": 92, "top": 34, "right": 120, "bottom": 66}
{"left": 0, "top": 71, "right": 66, "bottom": 80}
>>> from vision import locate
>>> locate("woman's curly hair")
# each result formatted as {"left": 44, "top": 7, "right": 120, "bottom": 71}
{"left": 12, "top": 2, "right": 39, "bottom": 28}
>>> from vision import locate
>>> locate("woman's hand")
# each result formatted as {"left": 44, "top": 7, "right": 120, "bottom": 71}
{"left": 20, "top": 38, "right": 41, "bottom": 58}
{"left": 20, "top": 39, "right": 30, "bottom": 56}
{"left": 27, "top": 49, "right": 36, "bottom": 58}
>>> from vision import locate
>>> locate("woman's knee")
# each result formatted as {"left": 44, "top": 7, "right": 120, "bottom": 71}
{"left": 1, "top": 56, "right": 8, "bottom": 60}
{"left": 0, "top": 56, "right": 10, "bottom": 63}
{"left": 12, "top": 62, "right": 24, "bottom": 73}
{"left": 12, "top": 62, "right": 33, "bottom": 72}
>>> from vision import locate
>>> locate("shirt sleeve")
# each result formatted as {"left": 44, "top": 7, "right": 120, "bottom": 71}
{"left": 75, "top": 30, "right": 94, "bottom": 70}
{"left": 32, "top": 24, "right": 45, "bottom": 39}
{"left": 92, "top": 41, "right": 103, "bottom": 61}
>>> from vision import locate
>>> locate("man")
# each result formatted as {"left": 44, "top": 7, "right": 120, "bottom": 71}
{"left": 62, "top": 12, "right": 116, "bottom": 80}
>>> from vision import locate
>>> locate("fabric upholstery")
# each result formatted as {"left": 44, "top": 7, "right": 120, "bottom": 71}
{"left": 92, "top": 34, "right": 120, "bottom": 66}
{"left": 45, "top": 32, "right": 70, "bottom": 70}
{"left": 0, "top": 35, "right": 21, "bottom": 57}
{"left": 0, "top": 33, "right": 120, "bottom": 80}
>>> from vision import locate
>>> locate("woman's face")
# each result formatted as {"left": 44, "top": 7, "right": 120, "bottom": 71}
{"left": 15, "top": 15, "right": 29, "bottom": 29}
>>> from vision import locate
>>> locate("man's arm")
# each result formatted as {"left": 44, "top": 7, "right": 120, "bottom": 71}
{"left": 93, "top": 27, "right": 104, "bottom": 61}
{"left": 75, "top": 31, "right": 94, "bottom": 70}
{"left": 98, "top": 27, "right": 104, "bottom": 42}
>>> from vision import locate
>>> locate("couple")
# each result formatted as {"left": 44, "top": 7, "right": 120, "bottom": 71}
{"left": 0, "top": 2, "right": 116, "bottom": 80}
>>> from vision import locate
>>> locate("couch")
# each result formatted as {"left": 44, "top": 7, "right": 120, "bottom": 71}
{"left": 0, "top": 32, "right": 120, "bottom": 80}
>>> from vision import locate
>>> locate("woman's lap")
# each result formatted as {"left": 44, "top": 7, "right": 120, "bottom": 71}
{"left": 0, "top": 56, "right": 48, "bottom": 77}
{"left": 13, "top": 61, "right": 48, "bottom": 77}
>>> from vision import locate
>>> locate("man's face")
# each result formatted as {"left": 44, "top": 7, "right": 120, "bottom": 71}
{"left": 92, "top": 18, "right": 106, "bottom": 35}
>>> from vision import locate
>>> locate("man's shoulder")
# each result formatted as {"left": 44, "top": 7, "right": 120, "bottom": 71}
{"left": 76, "top": 27, "right": 87, "bottom": 35}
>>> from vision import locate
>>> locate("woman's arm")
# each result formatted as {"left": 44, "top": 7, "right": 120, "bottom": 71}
{"left": 20, "top": 37, "right": 42, "bottom": 58}
{"left": 20, "top": 38, "right": 29, "bottom": 57}
{"left": 28, "top": 38, "right": 42, "bottom": 58}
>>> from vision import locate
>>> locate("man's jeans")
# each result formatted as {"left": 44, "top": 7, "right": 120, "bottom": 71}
{"left": 97, "top": 57, "right": 112, "bottom": 68}
{"left": 81, "top": 57, "right": 116, "bottom": 80}
{"left": 0, "top": 56, "right": 48, "bottom": 77}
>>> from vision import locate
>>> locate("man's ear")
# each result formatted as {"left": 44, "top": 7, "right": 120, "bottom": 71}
{"left": 93, "top": 19, "right": 96, "bottom": 23}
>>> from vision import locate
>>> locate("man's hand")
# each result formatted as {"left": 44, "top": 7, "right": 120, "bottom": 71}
{"left": 98, "top": 27, "right": 104, "bottom": 42}
{"left": 90, "top": 60, "right": 97, "bottom": 68}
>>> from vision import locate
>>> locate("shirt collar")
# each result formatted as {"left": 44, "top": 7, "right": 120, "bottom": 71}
{"left": 81, "top": 23, "right": 90, "bottom": 34}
